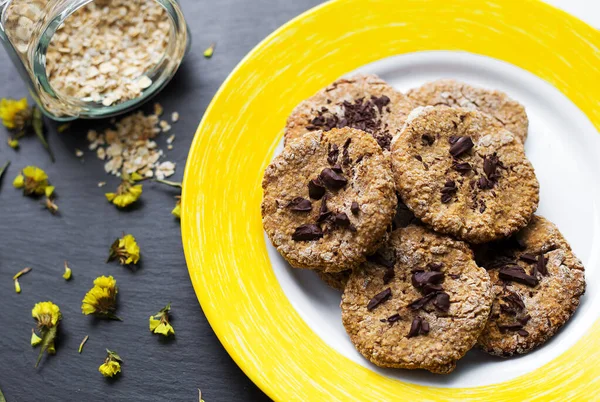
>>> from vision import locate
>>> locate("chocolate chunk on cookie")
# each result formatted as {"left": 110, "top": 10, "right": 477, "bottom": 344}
{"left": 285, "top": 74, "right": 414, "bottom": 150}
{"left": 262, "top": 127, "right": 397, "bottom": 272}
{"left": 407, "top": 79, "right": 529, "bottom": 142}
{"left": 390, "top": 107, "right": 539, "bottom": 244}
{"left": 476, "top": 215, "right": 585, "bottom": 357}
{"left": 341, "top": 225, "right": 493, "bottom": 374}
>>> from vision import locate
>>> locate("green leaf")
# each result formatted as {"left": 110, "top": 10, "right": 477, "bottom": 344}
{"left": 35, "top": 326, "right": 57, "bottom": 368}
{"left": 32, "top": 107, "right": 55, "bottom": 163}
{"left": 0, "top": 385, "right": 6, "bottom": 402}
{"left": 159, "top": 302, "right": 172, "bottom": 314}
{"left": 106, "top": 239, "right": 120, "bottom": 263}
{"left": 105, "top": 313, "right": 123, "bottom": 322}
{"left": 0, "top": 161, "right": 9, "bottom": 182}
{"left": 106, "top": 349, "right": 123, "bottom": 363}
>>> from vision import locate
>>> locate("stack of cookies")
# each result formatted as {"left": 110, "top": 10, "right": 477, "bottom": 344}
{"left": 261, "top": 75, "right": 586, "bottom": 374}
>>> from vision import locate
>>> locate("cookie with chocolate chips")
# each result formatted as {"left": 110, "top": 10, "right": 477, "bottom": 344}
{"left": 475, "top": 215, "right": 585, "bottom": 357}
{"left": 390, "top": 106, "right": 539, "bottom": 244}
{"left": 316, "top": 270, "right": 351, "bottom": 291}
{"left": 262, "top": 127, "right": 397, "bottom": 273}
{"left": 341, "top": 225, "right": 493, "bottom": 374}
{"left": 285, "top": 74, "right": 414, "bottom": 151}
{"left": 407, "top": 79, "right": 529, "bottom": 142}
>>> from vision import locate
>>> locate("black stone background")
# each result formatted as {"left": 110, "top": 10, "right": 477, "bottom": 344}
{"left": 0, "top": 1, "right": 322, "bottom": 400}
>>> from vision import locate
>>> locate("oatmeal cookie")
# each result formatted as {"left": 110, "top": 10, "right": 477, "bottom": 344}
{"left": 341, "top": 225, "right": 493, "bottom": 374}
{"left": 407, "top": 79, "right": 529, "bottom": 142}
{"left": 262, "top": 127, "right": 397, "bottom": 273}
{"left": 475, "top": 215, "right": 585, "bottom": 356}
{"left": 317, "top": 270, "right": 351, "bottom": 292}
{"left": 390, "top": 107, "right": 539, "bottom": 244}
{"left": 285, "top": 74, "right": 414, "bottom": 150}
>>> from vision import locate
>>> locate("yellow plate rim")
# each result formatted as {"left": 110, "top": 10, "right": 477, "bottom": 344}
{"left": 182, "top": 0, "right": 600, "bottom": 400}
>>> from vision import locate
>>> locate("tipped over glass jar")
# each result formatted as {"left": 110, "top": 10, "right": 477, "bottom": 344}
{"left": 0, "top": 0, "right": 189, "bottom": 120}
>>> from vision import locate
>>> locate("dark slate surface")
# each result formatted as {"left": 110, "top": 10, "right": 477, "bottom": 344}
{"left": 0, "top": 1, "right": 322, "bottom": 400}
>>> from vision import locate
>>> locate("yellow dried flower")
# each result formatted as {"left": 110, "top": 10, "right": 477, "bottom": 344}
{"left": 14, "top": 278, "right": 21, "bottom": 293}
{"left": 155, "top": 179, "right": 182, "bottom": 219}
{"left": 13, "top": 166, "right": 49, "bottom": 195}
{"left": 149, "top": 303, "right": 175, "bottom": 337}
{"left": 81, "top": 276, "right": 121, "bottom": 320}
{"left": 0, "top": 98, "right": 29, "bottom": 129}
{"left": 99, "top": 349, "right": 122, "bottom": 378}
{"left": 105, "top": 171, "right": 144, "bottom": 208}
{"left": 8, "top": 137, "right": 19, "bottom": 149}
{"left": 31, "top": 301, "right": 61, "bottom": 367}
{"left": 105, "top": 185, "right": 142, "bottom": 208}
{"left": 13, "top": 166, "right": 58, "bottom": 213}
{"left": 108, "top": 234, "right": 140, "bottom": 266}
{"left": 172, "top": 197, "right": 181, "bottom": 219}
{"left": 31, "top": 328, "right": 42, "bottom": 346}
{"left": 203, "top": 43, "right": 215, "bottom": 58}
{"left": 63, "top": 261, "right": 72, "bottom": 280}
{"left": 32, "top": 301, "right": 61, "bottom": 327}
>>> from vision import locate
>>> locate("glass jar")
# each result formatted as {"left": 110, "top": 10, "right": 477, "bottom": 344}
{"left": 0, "top": 0, "right": 189, "bottom": 121}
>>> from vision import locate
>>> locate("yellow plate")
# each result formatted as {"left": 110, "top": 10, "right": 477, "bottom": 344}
{"left": 182, "top": 0, "right": 600, "bottom": 400}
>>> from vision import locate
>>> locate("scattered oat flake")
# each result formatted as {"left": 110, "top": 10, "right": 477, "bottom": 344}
{"left": 86, "top": 111, "right": 175, "bottom": 179}
{"left": 166, "top": 134, "right": 176, "bottom": 144}
{"left": 168, "top": 145, "right": 173, "bottom": 150}
{"left": 75, "top": 149, "right": 84, "bottom": 158}
{"left": 35, "top": 0, "right": 170, "bottom": 109}
{"left": 154, "top": 103, "right": 164, "bottom": 116}
{"left": 159, "top": 120, "right": 171, "bottom": 133}
{"left": 97, "top": 147, "right": 106, "bottom": 160}
{"left": 137, "top": 75, "right": 153, "bottom": 90}
{"left": 171, "top": 112, "right": 179, "bottom": 123}
{"left": 155, "top": 161, "right": 176, "bottom": 180}
{"left": 98, "top": 181, "right": 107, "bottom": 188}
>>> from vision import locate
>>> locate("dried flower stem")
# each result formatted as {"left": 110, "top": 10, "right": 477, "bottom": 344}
{"left": 78, "top": 335, "right": 89, "bottom": 354}
{"left": 13, "top": 267, "right": 32, "bottom": 280}
{"left": 154, "top": 178, "right": 182, "bottom": 188}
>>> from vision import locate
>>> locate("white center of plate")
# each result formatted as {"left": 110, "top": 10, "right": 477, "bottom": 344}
{"left": 266, "top": 51, "right": 600, "bottom": 388}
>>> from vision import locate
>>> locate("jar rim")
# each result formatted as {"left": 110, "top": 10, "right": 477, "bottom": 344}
{"left": 28, "top": 0, "right": 189, "bottom": 120}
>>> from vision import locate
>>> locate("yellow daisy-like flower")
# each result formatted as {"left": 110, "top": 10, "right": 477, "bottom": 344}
{"left": 81, "top": 276, "right": 121, "bottom": 320}
{"left": 94, "top": 275, "right": 117, "bottom": 290}
{"left": 99, "top": 349, "right": 122, "bottom": 378}
{"left": 31, "top": 301, "right": 61, "bottom": 367}
{"left": 32, "top": 301, "right": 61, "bottom": 328}
{"left": 108, "top": 234, "right": 141, "bottom": 266}
{"left": 149, "top": 303, "right": 175, "bottom": 337}
{"left": 105, "top": 172, "right": 144, "bottom": 208}
{"left": 8, "top": 137, "right": 19, "bottom": 149}
{"left": 13, "top": 165, "right": 49, "bottom": 196}
{"left": 0, "top": 98, "right": 29, "bottom": 129}
{"left": 105, "top": 184, "right": 142, "bottom": 208}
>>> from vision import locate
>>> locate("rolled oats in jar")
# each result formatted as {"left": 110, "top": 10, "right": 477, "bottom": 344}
{"left": 0, "top": 0, "right": 189, "bottom": 120}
